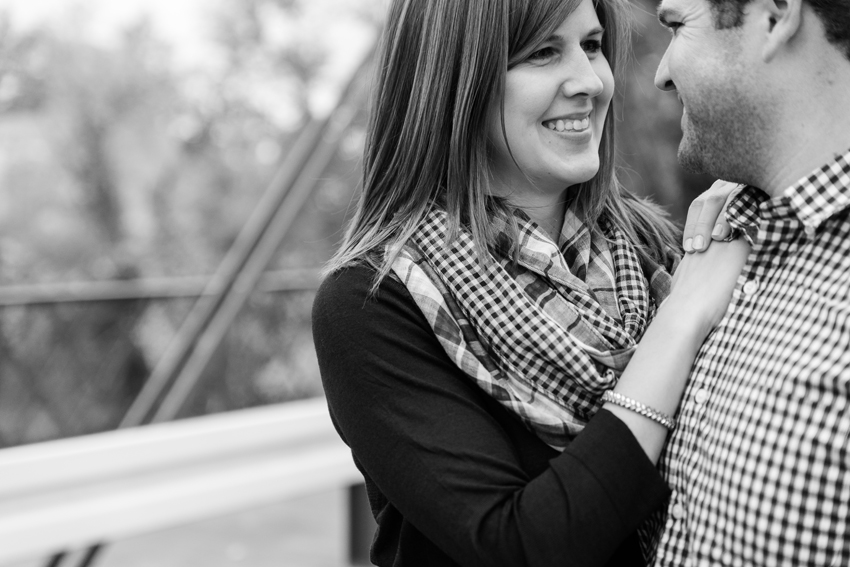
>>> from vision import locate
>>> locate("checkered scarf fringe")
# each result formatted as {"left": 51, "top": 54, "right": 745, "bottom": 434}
{"left": 391, "top": 207, "right": 674, "bottom": 449}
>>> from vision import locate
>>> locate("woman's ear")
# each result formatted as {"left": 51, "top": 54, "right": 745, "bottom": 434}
{"left": 761, "top": 0, "right": 803, "bottom": 62}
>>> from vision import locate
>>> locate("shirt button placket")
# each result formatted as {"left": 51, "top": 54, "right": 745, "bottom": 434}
{"left": 804, "top": 224, "right": 816, "bottom": 239}
{"left": 743, "top": 278, "right": 759, "bottom": 296}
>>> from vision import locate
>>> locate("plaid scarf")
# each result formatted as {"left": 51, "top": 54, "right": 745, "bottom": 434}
{"left": 391, "top": 207, "right": 675, "bottom": 449}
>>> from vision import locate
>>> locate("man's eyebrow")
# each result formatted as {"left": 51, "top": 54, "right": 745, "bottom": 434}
{"left": 656, "top": 7, "right": 681, "bottom": 25}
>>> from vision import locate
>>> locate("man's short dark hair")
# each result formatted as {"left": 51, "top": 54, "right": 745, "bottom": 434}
{"left": 706, "top": 0, "right": 850, "bottom": 59}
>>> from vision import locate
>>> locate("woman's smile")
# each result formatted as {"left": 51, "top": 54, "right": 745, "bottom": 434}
{"left": 542, "top": 114, "right": 592, "bottom": 133}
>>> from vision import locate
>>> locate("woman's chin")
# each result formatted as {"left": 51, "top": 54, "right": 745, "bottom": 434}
{"left": 551, "top": 166, "right": 600, "bottom": 189}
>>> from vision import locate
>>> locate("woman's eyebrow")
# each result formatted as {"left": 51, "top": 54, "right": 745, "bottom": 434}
{"left": 545, "top": 26, "right": 605, "bottom": 43}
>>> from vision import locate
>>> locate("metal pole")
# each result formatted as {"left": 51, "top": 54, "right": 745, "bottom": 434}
{"left": 348, "top": 483, "right": 377, "bottom": 566}
{"left": 0, "top": 268, "right": 321, "bottom": 307}
{"left": 120, "top": 40, "right": 372, "bottom": 427}
{"left": 77, "top": 545, "right": 102, "bottom": 567}
{"left": 40, "top": 44, "right": 375, "bottom": 567}
{"left": 43, "top": 552, "right": 66, "bottom": 567}
{"left": 118, "top": 117, "right": 329, "bottom": 428}
{"left": 151, "top": 89, "right": 365, "bottom": 423}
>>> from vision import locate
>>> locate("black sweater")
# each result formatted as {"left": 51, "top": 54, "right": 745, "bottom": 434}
{"left": 312, "top": 265, "right": 670, "bottom": 567}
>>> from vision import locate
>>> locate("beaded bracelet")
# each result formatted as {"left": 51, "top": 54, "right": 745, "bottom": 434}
{"left": 601, "top": 390, "right": 677, "bottom": 430}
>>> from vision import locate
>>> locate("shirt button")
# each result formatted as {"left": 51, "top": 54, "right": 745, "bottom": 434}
{"left": 694, "top": 389, "right": 709, "bottom": 405}
{"left": 671, "top": 503, "right": 686, "bottom": 520}
{"left": 743, "top": 279, "right": 759, "bottom": 296}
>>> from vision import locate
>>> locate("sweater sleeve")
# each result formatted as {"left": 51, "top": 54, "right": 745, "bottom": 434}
{"left": 312, "top": 265, "right": 669, "bottom": 567}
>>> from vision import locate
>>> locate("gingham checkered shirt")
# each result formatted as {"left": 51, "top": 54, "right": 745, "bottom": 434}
{"left": 649, "top": 149, "right": 850, "bottom": 565}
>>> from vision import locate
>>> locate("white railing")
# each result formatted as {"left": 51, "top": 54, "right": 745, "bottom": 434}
{"left": 0, "top": 397, "right": 361, "bottom": 563}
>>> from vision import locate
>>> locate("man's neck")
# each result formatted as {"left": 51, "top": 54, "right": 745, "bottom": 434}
{"left": 758, "top": 59, "right": 850, "bottom": 198}
{"left": 760, "top": 121, "right": 850, "bottom": 199}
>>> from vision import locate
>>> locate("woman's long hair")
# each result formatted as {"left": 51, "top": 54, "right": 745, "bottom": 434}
{"left": 326, "top": 0, "right": 680, "bottom": 285}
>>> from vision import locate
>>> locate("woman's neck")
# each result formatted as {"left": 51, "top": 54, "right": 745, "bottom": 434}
{"left": 512, "top": 192, "right": 569, "bottom": 243}
{"left": 487, "top": 173, "right": 570, "bottom": 242}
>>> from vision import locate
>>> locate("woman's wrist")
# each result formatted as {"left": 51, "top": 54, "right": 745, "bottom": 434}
{"left": 610, "top": 297, "right": 710, "bottom": 462}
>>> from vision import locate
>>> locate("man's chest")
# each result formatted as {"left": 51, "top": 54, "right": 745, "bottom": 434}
{"left": 657, "top": 225, "right": 850, "bottom": 565}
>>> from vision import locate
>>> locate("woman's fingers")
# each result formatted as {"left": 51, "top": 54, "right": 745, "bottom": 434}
{"left": 683, "top": 187, "right": 725, "bottom": 253}
{"left": 710, "top": 182, "right": 742, "bottom": 242}
{"left": 670, "top": 238, "right": 751, "bottom": 330}
{"left": 682, "top": 180, "right": 742, "bottom": 253}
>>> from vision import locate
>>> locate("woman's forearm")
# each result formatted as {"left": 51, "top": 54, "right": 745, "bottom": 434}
{"left": 607, "top": 238, "right": 750, "bottom": 462}
{"left": 604, "top": 297, "right": 706, "bottom": 463}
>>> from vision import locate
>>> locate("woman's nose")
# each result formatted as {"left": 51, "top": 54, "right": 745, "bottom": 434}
{"left": 560, "top": 55, "right": 604, "bottom": 98}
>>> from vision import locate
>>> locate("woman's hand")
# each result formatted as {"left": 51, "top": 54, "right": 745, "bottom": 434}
{"left": 667, "top": 237, "right": 750, "bottom": 337}
{"left": 682, "top": 180, "right": 743, "bottom": 253}
{"left": 609, "top": 231, "right": 749, "bottom": 463}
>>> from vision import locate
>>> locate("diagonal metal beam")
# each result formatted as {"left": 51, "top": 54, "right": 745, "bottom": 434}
{"left": 42, "top": 42, "right": 375, "bottom": 567}
{"left": 151, "top": 82, "right": 368, "bottom": 423}
{"left": 120, "top": 48, "right": 373, "bottom": 429}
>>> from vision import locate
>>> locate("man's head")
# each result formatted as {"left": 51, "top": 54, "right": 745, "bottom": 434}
{"left": 704, "top": 0, "right": 850, "bottom": 59}
{"left": 654, "top": 0, "right": 850, "bottom": 189}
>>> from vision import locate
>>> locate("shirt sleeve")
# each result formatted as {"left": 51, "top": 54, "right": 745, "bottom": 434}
{"left": 312, "top": 265, "right": 670, "bottom": 567}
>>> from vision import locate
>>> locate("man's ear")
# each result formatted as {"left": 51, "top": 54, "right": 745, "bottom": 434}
{"left": 761, "top": 0, "right": 803, "bottom": 62}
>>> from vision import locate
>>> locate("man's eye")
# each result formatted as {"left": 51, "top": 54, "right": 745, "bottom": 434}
{"left": 666, "top": 22, "right": 683, "bottom": 34}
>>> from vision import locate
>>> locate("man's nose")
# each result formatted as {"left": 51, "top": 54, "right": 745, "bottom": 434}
{"left": 654, "top": 49, "right": 676, "bottom": 91}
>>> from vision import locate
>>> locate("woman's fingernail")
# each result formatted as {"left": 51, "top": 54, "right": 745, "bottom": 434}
{"left": 712, "top": 224, "right": 724, "bottom": 238}
{"left": 693, "top": 235, "right": 705, "bottom": 250}
{"left": 684, "top": 238, "right": 693, "bottom": 252}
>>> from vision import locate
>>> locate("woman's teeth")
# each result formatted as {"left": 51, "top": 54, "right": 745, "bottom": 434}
{"left": 545, "top": 117, "right": 590, "bottom": 132}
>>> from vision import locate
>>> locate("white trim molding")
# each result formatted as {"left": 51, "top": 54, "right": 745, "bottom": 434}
{"left": 0, "top": 398, "right": 361, "bottom": 563}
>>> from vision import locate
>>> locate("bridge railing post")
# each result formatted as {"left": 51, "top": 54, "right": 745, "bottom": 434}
{"left": 348, "top": 482, "right": 377, "bottom": 565}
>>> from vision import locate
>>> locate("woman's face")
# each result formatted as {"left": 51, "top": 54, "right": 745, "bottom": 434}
{"left": 488, "top": 0, "right": 614, "bottom": 200}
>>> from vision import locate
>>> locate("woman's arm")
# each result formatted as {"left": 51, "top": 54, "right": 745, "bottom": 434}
{"left": 313, "top": 266, "right": 668, "bottom": 567}
{"left": 604, "top": 238, "right": 750, "bottom": 461}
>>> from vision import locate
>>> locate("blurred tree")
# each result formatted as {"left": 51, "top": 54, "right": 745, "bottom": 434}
{"left": 0, "top": 0, "right": 376, "bottom": 445}
{"left": 0, "top": 14, "right": 48, "bottom": 114}
{"left": 215, "top": 0, "right": 319, "bottom": 124}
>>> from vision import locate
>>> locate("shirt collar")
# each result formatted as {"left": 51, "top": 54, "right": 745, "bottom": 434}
{"left": 724, "top": 148, "right": 850, "bottom": 242}
{"left": 784, "top": 148, "right": 850, "bottom": 233}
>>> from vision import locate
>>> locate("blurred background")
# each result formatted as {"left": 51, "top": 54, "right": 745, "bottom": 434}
{"left": 0, "top": 0, "right": 713, "bottom": 565}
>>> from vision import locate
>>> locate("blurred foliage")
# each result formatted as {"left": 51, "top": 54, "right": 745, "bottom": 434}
{"left": 0, "top": 0, "right": 715, "bottom": 448}
{"left": 0, "top": 0, "right": 373, "bottom": 446}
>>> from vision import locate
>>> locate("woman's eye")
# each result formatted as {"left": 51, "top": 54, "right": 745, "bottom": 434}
{"left": 528, "top": 47, "right": 556, "bottom": 62}
{"left": 582, "top": 39, "right": 603, "bottom": 54}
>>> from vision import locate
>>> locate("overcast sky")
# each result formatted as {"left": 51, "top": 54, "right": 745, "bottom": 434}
{"left": 0, "top": 0, "right": 381, "bottom": 117}
{"left": 0, "top": 0, "right": 379, "bottom": 76}
{"left": 0, "top": 0, "right": 220, "bottom": 68}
